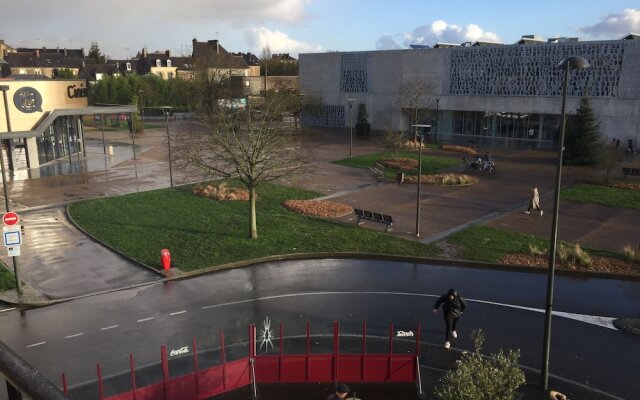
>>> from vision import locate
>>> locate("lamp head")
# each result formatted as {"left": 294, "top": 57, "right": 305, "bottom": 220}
{"left": 558, "top": 56, "right": 590, "bottom": 71}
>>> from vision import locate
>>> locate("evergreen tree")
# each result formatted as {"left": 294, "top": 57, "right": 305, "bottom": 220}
{"left": 88, "top": 41, "right": 104, "bottom": 64}
{"left": 563, "top": 95, "right": 601, "bottom": 165}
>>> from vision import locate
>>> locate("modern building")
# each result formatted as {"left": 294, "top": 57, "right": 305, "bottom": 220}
{"left": 0, "top": 76, "right": 134, "bottom": 175}
{"left": 299, "top": 36, "right": 640, "bottom": 149}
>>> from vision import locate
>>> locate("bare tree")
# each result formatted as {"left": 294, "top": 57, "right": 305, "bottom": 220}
{"left": 176, "top": 99, "right": 305, "bottom": 239}
{"left": 260, "top": 46, "right": 272, "bottom": 94}
{"left": 396, "top": 78, "right": 436, "bottom": 138}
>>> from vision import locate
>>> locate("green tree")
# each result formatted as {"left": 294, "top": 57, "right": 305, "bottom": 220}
{"left": 52, "top": 68, "right": 75, "bottom": 79}
{"left": 564, "top": 95, "right": 601, "bottom": 165}
{"left": 435, "top": 330, "right": 526, "bottom": 400}
{"left": 88, "top": 41, "right": 105, "bottom": 64}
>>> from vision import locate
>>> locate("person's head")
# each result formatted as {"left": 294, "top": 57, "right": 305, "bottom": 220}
{"left": 447, "top": 288, "right": 457, "bottom": 299}
{"left": 335, "top": 383, "right": 350, "bottom": 398}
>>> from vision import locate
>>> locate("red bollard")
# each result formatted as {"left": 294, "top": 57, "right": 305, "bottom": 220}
{"left": 161, "top": 249, "right": 171, "bottom": 270}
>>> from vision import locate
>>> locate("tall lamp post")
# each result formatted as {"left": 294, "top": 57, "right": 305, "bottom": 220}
{"left": 435, "top": 97, "right": 440, "bottom": 144}
{"left": 541, "top": 56, "right": 589, "bottom": 391}
{"left": 347, "top": 98, "right": 356, "bottom": 158}
{"left": 138, "top": 90, "right": 144, "bottom": 123}
{"left": 0, "top": 85, "right": 21, "bottom": 294}
{"left": 412, "top": 124, "right": 430, "bottom": 237}
{"left": 161, "top": 106, "right": 174, "bottom": 188}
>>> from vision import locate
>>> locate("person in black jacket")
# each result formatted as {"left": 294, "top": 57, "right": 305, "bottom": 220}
{"left": 433, "top": 288, "right": 467, "bottom": 349}
{"left": 326, "top": 383, "right": 350, "bottom": 400}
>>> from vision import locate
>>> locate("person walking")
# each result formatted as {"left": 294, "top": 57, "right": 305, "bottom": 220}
{"left": 326, "top": 383, "right": 350, "bottom": 400}
{"left": 526, "top": 185, "right": 543, "bottom": 216}
{"left": 433, "top": 289, "right": 467, "bottom": 349}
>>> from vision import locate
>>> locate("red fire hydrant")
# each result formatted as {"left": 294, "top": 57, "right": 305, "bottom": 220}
{"left": 161, "top": 249, "right": 171, "bottom": 270}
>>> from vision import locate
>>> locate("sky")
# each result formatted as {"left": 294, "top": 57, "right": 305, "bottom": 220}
{"left": 1, "top": 0, "right": 640, "bottom": 59}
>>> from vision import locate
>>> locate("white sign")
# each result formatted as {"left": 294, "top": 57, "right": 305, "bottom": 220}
{"left": 3, "top": 228, "right": 21, "bottom": 246}
{"left": 7, "top": 245, "right": 20, "bottom": 257}
{"left": 396, "top": 330, "right": 414, "bottom": 337}
{"left": 169, "top": 346, "right": 189, "bottom": 357}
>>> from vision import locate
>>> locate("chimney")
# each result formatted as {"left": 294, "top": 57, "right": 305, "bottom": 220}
{"left": 165, "top": 49, "right": 171, "bottom": 57}
{"left": 64, "top": 48, "right": 68, "bottom": 56}
{"left": 35, "top": 49, "right": 40, "bottom": 58}
{"left": 142, "top": 48, "right": 148, "bottom": 58}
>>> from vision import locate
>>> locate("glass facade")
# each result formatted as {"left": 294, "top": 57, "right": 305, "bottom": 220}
{"left": 436, "top": 109, "right": 561, "bottom": 149}
{"left": 36, "top": 116, "right": 82, "bottom": 165}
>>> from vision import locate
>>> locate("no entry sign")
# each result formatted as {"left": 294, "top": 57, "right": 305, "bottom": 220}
{"left": 2, "top": 212, "right": 19, "bottom": 226}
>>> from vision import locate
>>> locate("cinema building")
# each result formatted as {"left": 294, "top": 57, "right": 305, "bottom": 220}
{"left": 299, "top": 36, "right": 640, "bottom": 149}
{"left": 0, "top": 77, "right": 134, "bottom": 175}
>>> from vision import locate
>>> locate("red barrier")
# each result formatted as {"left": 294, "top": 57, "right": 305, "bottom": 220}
{"left": 85, "top": 320, "right": 422, "bottom": 400}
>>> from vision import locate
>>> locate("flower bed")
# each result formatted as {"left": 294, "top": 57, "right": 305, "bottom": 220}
{"left": 403, "top": 173, "right": 478, "bottom": 185}
{"left": 193, "top": 183, "right": 250, "bottom": 201}
{"left": 282, "top": 200, "right": 353, "bottom": 217}
{"left": 441, "top": 144, "right": 478, "bottom": 156}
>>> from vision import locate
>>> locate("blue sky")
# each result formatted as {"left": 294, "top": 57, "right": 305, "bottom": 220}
{"left": 1, "top": 0, "right": 640, "bottom": 59}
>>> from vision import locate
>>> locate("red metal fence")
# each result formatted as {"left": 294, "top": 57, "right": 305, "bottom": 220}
{"left": 62, "top": 321, "right": 421, "bottom": 399}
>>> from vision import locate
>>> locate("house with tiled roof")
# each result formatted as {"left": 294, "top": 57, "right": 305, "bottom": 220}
{"left": 78, "top": 63, "right": 121, "bottom": 83}
{"left": 4, "top": 50, "right": 84, "bottom": 78}
{"left": 191, "top": 38, "right": 250, "bottom": 78}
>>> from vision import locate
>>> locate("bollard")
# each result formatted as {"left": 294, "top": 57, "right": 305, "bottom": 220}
{"left": 161, "top": 249, "right": 171, "bottom": 270}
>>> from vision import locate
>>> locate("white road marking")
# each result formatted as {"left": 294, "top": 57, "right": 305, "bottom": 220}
{"left": 0, "top": 307, "right": 16, "bottom": 313}
{"left": 101, "top": 325, "right": 119, "bottom": 331}
{"left": 169, "top": 310, "right": 187, "bottom": 316}
{"left": 201, "top": 291, "right": 618, "bottom": 330}
{"left": 26, "top": 342, "right": 46, "bottom": 348}
{"left": 65, "top": 333, "right": 84, "bottom": 339}
{"left": 137, "top": 317, "right": 154, "bottom": 323}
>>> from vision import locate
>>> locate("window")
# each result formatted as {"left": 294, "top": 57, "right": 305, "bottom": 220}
{"left": 19, "top": 68, "right": 27, "bottom": 75}
{"left": 126, "top": 62, "right": 132, "bottom": 71}
{"left": 34, "top": 68, "right": 42, "bottom": 75}
{"left": 167, "top": 72, "right": 174, "bottom": 80}
{"left": 156, "top": 59, "right": 162, "bottom": 68}
{"left": 166, "top": 59, "right": 172, "bottom": 68}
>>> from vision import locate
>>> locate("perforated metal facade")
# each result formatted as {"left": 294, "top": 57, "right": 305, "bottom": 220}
{"left": 340, "top": 52, "right": 370, "bottom": 93}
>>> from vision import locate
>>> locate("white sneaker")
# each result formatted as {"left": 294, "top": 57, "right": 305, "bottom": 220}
{"left": 444, "top": 341, "right": 450, "bottom": 349}
{"left": 524, "top": 211, "right": 530, "bottom": 214}
{"left": 451, "top": 331, "right": 457, "bottom": 339}
{"left": 540, "top": 210, "right": 544, "bottom": 216}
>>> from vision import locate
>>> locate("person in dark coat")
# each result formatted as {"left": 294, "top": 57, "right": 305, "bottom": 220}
{"left": 326, "top": 383, "right": 350, "bottom": 400}
{"left": 433, "top": 288, "right": 467, "bottom": 349}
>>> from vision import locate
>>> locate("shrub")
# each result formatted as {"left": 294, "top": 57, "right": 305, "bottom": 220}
{"left": 441, "top": 144, "right": 478, "bottom": 156}
{"left": 623, "top": 245, "right": 640, "bottom": 263}
{"left": 557, "top": 243, "right": 592, "bottom": 269}
{"left": 435, "top": 330, "right": 526, "bottom": 400}
{"left": 528, "top": 244, "right": 546, "bottom": 256}
{"left": 193, "top": 182, "right": 250, "bottom": 201}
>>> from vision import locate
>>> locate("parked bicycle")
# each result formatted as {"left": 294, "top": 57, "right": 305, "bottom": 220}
{"left": 458, "top": 156, "right": 496, "bottom": 174}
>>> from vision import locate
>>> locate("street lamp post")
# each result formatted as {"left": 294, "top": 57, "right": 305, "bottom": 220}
{"left": 435, "top": 97, "right": 440, "bottom": 144}
{"left": 0, "top": 85, "right": 21, "bottom": 294}
{"left": 161, "top": 107, "right": 174, "bottom": 188}
{"left": 138, "top": 90, "right": 144, "bottom": 123}
{"left": 415, "top": 132, "right": 424, "bottom": 237}
{"left": 541, "top": 56, "right": 589, "bottom": 391}
{"left": 347, "top": 99, "right": 356, "bottom": 158}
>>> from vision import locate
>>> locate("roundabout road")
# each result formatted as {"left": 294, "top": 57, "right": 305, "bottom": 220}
{"left": 0, "top": 259, "right": 638, "bottom": 399}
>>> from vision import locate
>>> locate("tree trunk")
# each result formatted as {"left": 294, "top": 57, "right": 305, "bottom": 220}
{"left": 249, "top": 185, "right": 258, "bottom": 239}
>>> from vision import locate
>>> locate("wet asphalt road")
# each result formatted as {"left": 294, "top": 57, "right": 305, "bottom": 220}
{"left": 0, "top": 206, "right": 161, "bottom": 299}
{"left": 0, "top": 259, "right": 638, "bottom": 399}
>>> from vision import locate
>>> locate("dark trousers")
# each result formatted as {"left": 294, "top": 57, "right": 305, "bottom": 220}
{"left": 444, "top": 315, "right": 459, "bottom": 341}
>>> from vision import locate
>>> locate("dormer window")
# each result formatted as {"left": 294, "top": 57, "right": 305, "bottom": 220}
{"left": 126, "top": 62, "right": 132, "bottom": 71}
{"left": 166, "top": 59, "right": 172, "bottom": 68}
{"left": 34, "top": 68, "right": 42, "bottom": 75}
{"left": 156, "top": 59, "right": 161, "bottom": 68}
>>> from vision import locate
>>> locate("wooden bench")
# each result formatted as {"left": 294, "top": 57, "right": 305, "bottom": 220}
{"left": 354, "top": 208, "right": 393, "bottom": 232}
{"left": 622, "top": 167, "right": 640, "bottom": 178}
{"left": 369, "top": 162, "right": 385, "bottom": 179}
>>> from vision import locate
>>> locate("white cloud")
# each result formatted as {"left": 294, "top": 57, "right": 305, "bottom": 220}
{"left": 244, "top": 27, "right": 322, "bottom": 57}
{"left": 403, "top": 20, "right": 501, "bottom": 46}
{"left": 375, "top": 20, "right": 501, "bottom": 50}
{"left": 580, "top": 8, "right": 640, "bottom": 38}
{"left": 376, "top": 34, "right": 402, "bottom": 50}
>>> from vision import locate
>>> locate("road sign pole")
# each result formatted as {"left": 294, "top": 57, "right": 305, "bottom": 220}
{"left": 2, "top": 212, "right": 22, "bottom": 295}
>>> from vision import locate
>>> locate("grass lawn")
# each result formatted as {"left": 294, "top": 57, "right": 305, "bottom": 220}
{"left": 68, "top": 183, "right": 439, "bottom": 271}
{"left": 562, "top": 183, "right": 640, "bottom": 210}
{"left": 442, "top": 225, "right": 619, "bottom": 263}
{"left": 332, "top": 151, "right": 459, "bottom": 178}
{"left": 0, "top": 264, "right": 16, "bottom": 292}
